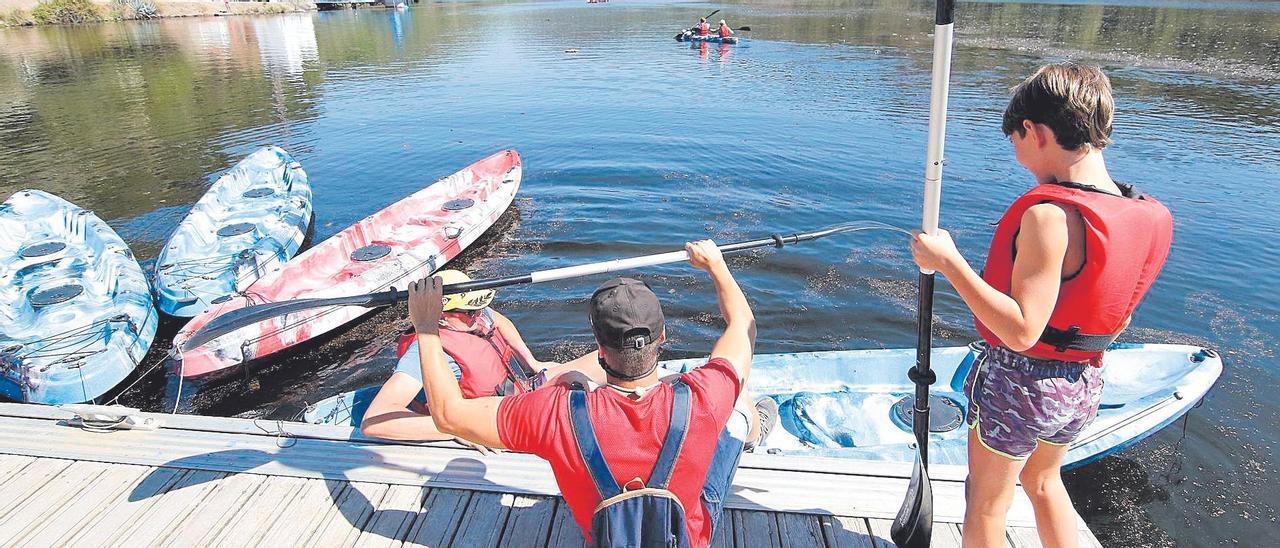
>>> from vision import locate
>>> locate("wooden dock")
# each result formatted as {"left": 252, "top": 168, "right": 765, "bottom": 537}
{"left": 0, "top": 403, "right": 1101, "bottom": 547}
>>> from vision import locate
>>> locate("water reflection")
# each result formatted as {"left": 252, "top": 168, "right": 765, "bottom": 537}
{"left": 0, "top": 1, "right": 1277, "bottom": 546}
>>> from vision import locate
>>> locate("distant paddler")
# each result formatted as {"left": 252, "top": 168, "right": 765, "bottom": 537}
{"left": 717, "top": 20, "right": 734, "bottom": 39}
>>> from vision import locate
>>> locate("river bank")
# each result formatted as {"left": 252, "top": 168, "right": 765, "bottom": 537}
{"left": 1, "top": 0, "right": 315, "bottom": 27}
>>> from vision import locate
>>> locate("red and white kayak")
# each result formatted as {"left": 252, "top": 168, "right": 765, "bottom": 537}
{"left": 171, "top": 150, "right": 522, "bottom": 379}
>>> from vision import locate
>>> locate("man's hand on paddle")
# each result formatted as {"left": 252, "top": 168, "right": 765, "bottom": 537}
{"left": 408, "top": 276, "right": 445, "bottom": 335}
{"left": 686, "top": 239, "right": 725, "bottom": 272}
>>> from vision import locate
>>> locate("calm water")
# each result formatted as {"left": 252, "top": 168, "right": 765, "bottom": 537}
{"left": 2, "top": 0, "right": 1277, "bottom": 544}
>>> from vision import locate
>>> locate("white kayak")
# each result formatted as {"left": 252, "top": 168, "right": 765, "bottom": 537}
{"left": 666, "top": 342, "right": 1222, "bottom": 469}
{"left": 0, "top": 190, "right": 158, "bottom": 404}
{"left": 153, "top": 146, "right": 313, "bottom": 317}
{"left": 305, "top": 342, "right": 1222, "bottom": 470}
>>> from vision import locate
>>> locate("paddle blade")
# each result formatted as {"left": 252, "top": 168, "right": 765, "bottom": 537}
{"left": 737, "top": 26, "right": 751, "bottom": 31}
{"left": 890, "top": 454, "right": 934, "bottom": 548}
{"left": 179, "top": 293, "right": 384, "bottom": 352}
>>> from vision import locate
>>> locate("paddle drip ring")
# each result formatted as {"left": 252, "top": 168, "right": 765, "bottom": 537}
{"left": 20, "top": 242, "right": 66, "bottom": 258}
{"left": 29, "top": 284, "right": 84, "bottom": 307}
{"left": 442, "top": 199, "right": 474, "bottom": 211}
{"left": 242, "top": 187, "right": 275, "bottom": 198}
{"left": 351, "top": 244, "right": 392, "bottom": 262}
{"left": 891, "top": 394, "right": 963, "bottom": 433}
{"left": 217, "top": 223, "right": 256, "bottom": 237}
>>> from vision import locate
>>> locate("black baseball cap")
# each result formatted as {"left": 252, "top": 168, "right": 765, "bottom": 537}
{"left": 589, "top": 277, "right": 665, "bottom": 351}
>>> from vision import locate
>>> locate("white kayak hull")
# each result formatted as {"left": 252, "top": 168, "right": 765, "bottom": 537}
{"left": 304, "top": 342, "right": 1221, "bottom": 470}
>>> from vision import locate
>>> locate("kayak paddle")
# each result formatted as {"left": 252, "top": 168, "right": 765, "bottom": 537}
{"left": 890, "top": 0, "right": 955, "bottom": 546}
{"left": 179, "top": 221, "right": 907, "bottom": 353}
{"left": 675, "top": 8, "right": 722, "bottom": 40}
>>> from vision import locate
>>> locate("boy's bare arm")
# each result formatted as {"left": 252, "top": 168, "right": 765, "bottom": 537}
{"left": 360, "top": 373, "right": 452, "bottom": 441}
{"left": 489, "top": 309, "right": 545, "bottom": 370}
{"left": 912, "top": 204, "right": 1067, "bottom": 351}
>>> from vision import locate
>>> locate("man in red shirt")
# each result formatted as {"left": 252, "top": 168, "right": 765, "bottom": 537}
{"left": 406, "top": 240, "right": 760, "bottom": 546}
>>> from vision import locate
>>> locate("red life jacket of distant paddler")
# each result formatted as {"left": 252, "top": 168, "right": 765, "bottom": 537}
{"left": 398, "top": 310, "right": 531, "bottom": 398}
{"left": 975, "top": 181, "right": 1173, "bottom": 365}
{"left": 698, "top": 22, "right": 710, "bottom": 36}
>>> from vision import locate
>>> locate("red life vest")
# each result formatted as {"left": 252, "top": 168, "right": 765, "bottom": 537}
{"left": 698, "top": 22, "right": 710, "bottom": 36}
{"left": 718, "top": 25, "right": 731, "bottom": 38}
{"left": 398, "top": 310, "right": 531, "bottom": 398}
{"left": 975, "top": 182, "right": 1173, "bottom": 365}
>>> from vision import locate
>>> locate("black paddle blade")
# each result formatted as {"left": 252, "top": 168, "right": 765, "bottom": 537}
{"left": 178, "top": 292, "right": 392, "bottom": 352}
{"left": 890, "top": 454, "right": 934, "bottom": 548}
{"left": 737, "top": 26, "right": 751, "bottom": 31}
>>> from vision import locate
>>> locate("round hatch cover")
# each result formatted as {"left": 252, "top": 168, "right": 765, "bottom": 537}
{"left": 891, "top": 394, "right": 964, "bottom": 433}
{"left": 217, "top": 223, "right": 256, "bottom": 237}
{"left": 442, "top": 198, "right": 475, "bottom": 211}
{"left": 242, "top": 187, "right": 275, "bottom": 198}
{"left": 30, "top": 284, "right": 84, "bottom": 307}
{"left": 20, "top": 242, "right": 66, "bottom": 258}
{"left": 351, "top": 244, "right": 392, "bottom": 262}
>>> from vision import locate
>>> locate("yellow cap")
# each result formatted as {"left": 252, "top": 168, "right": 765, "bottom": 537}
{"left": 437, "top": 270, "right": 495, "bottom": 311}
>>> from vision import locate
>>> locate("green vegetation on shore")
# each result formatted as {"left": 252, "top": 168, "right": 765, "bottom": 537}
{"left": 30, "top": 0, "right": 103, "bottom": 25}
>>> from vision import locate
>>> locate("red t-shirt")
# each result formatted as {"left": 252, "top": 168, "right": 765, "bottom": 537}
{"left": 698, "top": 22, "right": 710, "bottom": 36}
{"left": 497, "top": 358, "right": 741, "bottom": 546}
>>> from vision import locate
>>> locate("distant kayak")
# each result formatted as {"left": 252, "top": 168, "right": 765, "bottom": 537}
{"left": 172, "top": 150, "right": 522, "bottom": 381}
{"left": 0, "top": 190, "right": 157, "bottom": 404}
{"left": 153, "top": 146, "right": 313, "bottom": 317}
{"left": 307, "top": 341, "right": 1222, "bottom": 470}
{"left": 677, "top": 31, "right": 738, "bottom": 44}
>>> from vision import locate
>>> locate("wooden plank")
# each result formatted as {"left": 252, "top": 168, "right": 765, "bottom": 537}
{"left": 304, "top": 481, "right": 390, "bottom": 547}
{"left": 159, "top": 471, "right": 267, "bottom": 546}
{"left": 711, "top": 506, "right": 733, "bottom": 548}
{"left": 354, "top": 484, "right": 429, "bottom": 548}
{"left": 0, "top": 456, "right": 73, "bottom": 521}
{"left": 0, "top": 453, "right": 36, "bottom": 485}
{"left": 820, "top": 515, "right": 876, "bottom": 548}
{"left": 497, "top": 494, "right": 557, "bottom": 547}
{"left": 11, "top": 462, "right": 151, "bottom": 547}
{"left": 544, "top": 499, "right": 586, "bottom": 548}
{"left": 1007, "top": 526, "right": 1041, "bottom": 547}
{"left": 256, "top": 478, "right": 349, "bottom": 546}
{"left": 211, "top": 475, "right": 311, "bottom": 546}
{"left": 403, "top": 487, "right": 473, "bottom": 547}
{"left": 0, "top": 460, "right": 116, "bottom": 544}
{"left": 866, "top": 518, "right": 895, "bottom": 548}
{"left": 934, "top": 522, "right": 964, "bottom": 548}
{"left": 733, "top": 509, "right": 782, "bottom": 548}
{"left": 450, "top": 492, "right": 511, "bottom": 546}
{"left": 0, "top": 414, "right": 1003, "bottom": 523}
{"left": 775, "top": 512, "right": 826, "bottom": 547}
{"left": 55, "top": 466, "right": 185, "bottom": 547}
{"left": 110, "top": 469, "right": 227, "bottom": 546}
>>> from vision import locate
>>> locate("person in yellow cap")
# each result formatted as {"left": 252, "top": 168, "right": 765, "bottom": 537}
{"left": 360, "top": 270, "right": 603, "bottom": 445}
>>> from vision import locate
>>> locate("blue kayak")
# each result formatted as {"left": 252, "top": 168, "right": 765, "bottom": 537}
{"left": 304, "top": 342, "right": 1221, "bottom": 470}
{"left": 0, "top": 190, "right": 157, "bottom": 404}
{"left": 153, "top": 146, "right": 313, "bottom": 317}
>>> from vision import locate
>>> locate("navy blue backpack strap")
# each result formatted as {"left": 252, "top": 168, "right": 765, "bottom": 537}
{"left": 648, "top": 381, "right": 692, "bottom": 489}
{"left": 568, "top": 387, "right": 622, "bottom": 500}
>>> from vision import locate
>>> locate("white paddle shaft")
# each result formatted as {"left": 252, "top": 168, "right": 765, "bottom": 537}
{"left": 919, "top": 22, "right": 954, "bottom": 275}
{"left": 529, "top": 250, "right": 691, "bottom": 283}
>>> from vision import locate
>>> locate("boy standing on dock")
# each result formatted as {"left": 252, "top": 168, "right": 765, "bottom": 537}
{"left": 910, "top": 63, "right": 1173, "bottom": 547}
{"left": 406, "top": 240, "right": 763, "bottom": 547}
